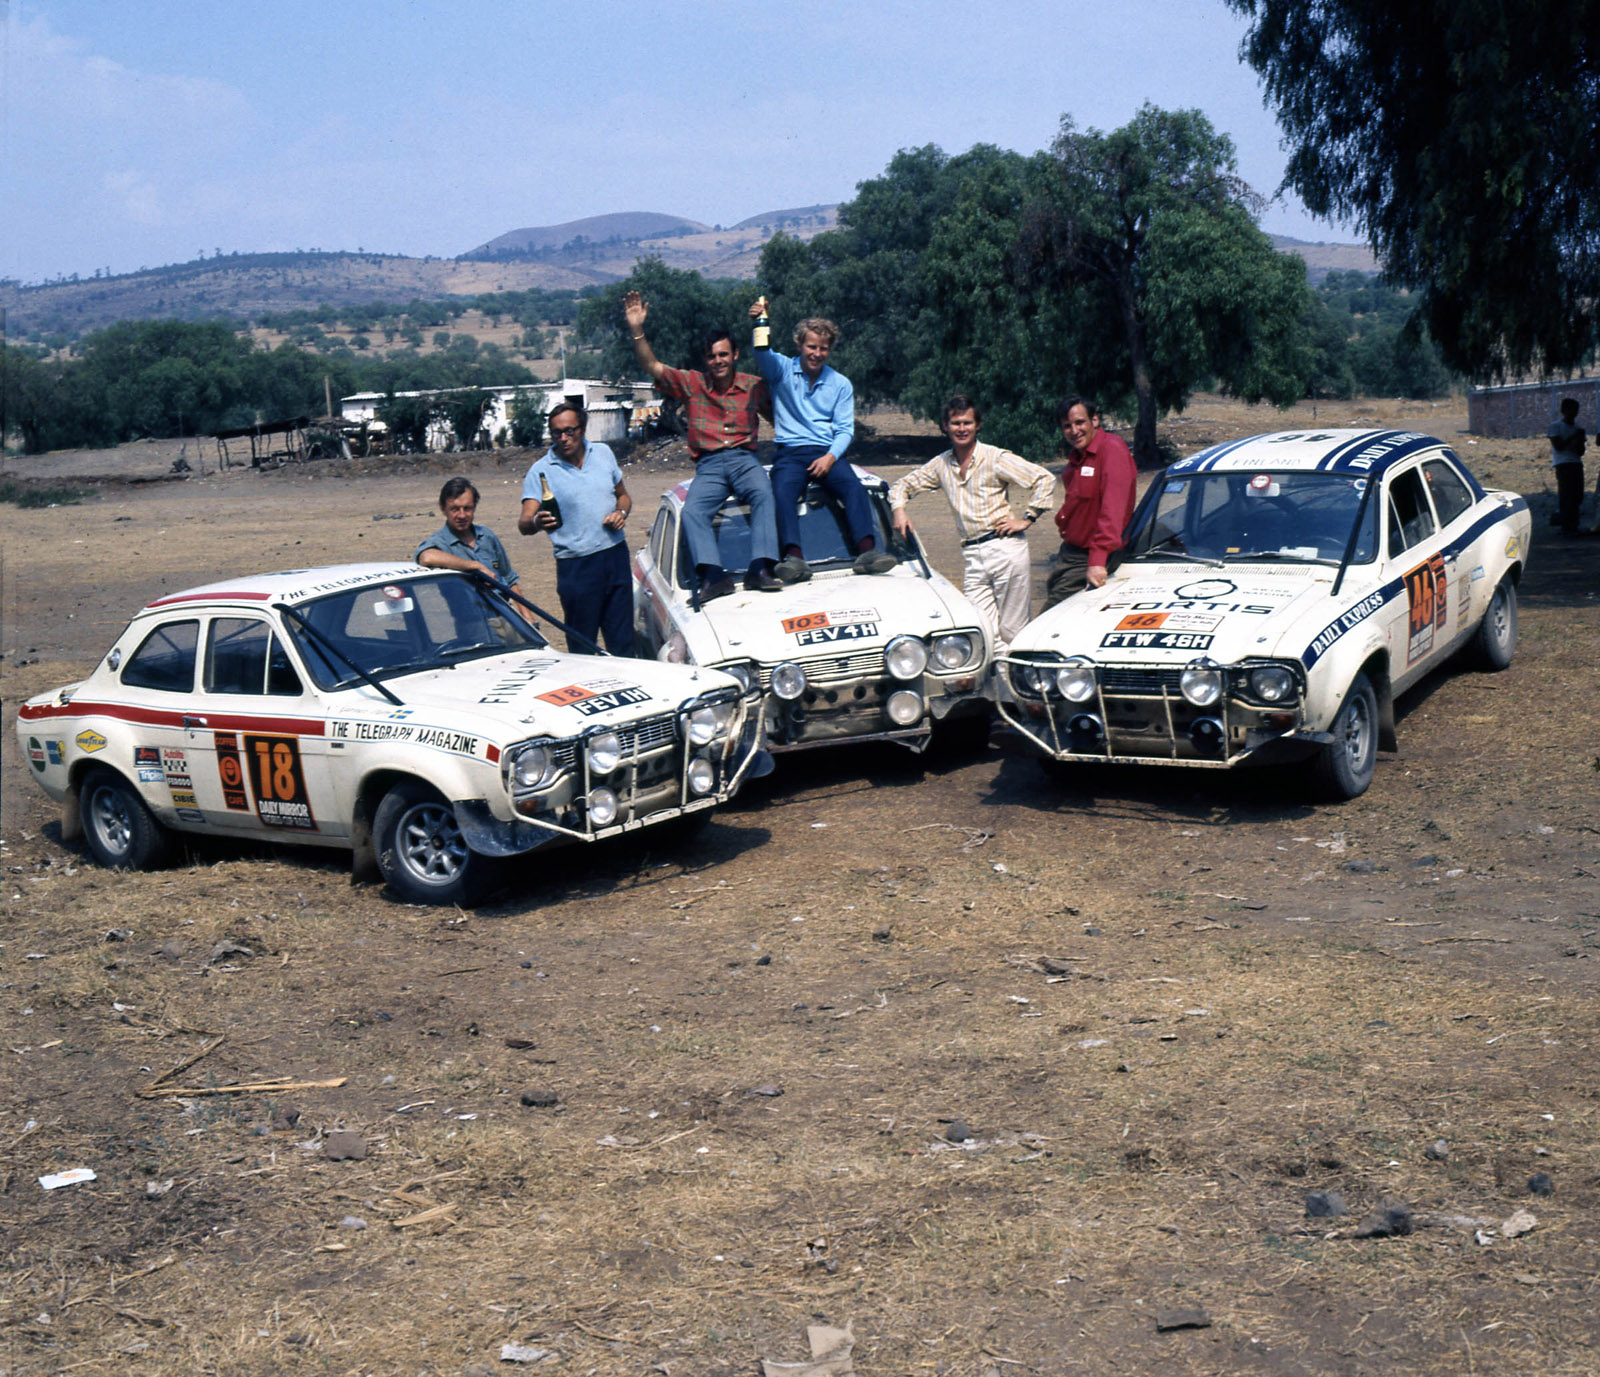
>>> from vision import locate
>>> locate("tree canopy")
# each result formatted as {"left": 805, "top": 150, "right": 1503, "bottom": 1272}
{"left": 1228, "top": 0, "right": 1600, "bottom": 377}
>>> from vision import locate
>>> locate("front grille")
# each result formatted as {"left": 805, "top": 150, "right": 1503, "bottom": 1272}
{"left": 1099, "top": 667, "right": 1182, "bottom": 695}
{"left": 761, "top": 650, "right": 885, "bottom": 689}
{"left": 618, "top": 714, "right": 678, "bottom": 754}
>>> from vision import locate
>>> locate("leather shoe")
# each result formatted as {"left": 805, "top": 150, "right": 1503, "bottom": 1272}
{"left": 700, "top": 577, "right": 737, "bottom": 602}
{"left": 745, "top": 570, "right": 783, "bottom": 592}
{"left": 774, "top": 556, "right": 812, "bottom": 584}
{"left": 851, "top": 549, "right": 899, "bottom": 575}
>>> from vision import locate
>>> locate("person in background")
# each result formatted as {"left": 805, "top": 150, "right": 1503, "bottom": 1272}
{"left": 415, "top": 476, "right": 533, "bottom": 623}
{"left": 1547, "top": 396, "right": 1588, "bottom": 537}
{"left": 748, "top": 301, "right": 896, "bottom": 582}
{"left": 889, "top": 394, "right": 1055, "bottom": 651}
{"left": 1042, "top": 395, "right": 1137, "bottom": 609}
{"left": 624, "top": 291, "right": 781, "bottom": 599}
{"left": 518, "top": 403, "right": 636, "bottom": 655}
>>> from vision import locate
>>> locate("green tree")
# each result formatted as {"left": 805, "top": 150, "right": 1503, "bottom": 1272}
{"left": 508, "top": 391, "right": 546, "bottom": 448}
{"left": 441, "top": 388, "right": 493, "bottom": 449}
{"left": 1228, "top": 0, "right": 1600, "bottom": 376}
{"left": 377, "top": 393, "right": 436, "bottom": 452}
{"left": 1020, "top": 106, "right": 1311, "bottom": 463}
{"left": 575, "top": 260, "right": 747, "bottom": 383}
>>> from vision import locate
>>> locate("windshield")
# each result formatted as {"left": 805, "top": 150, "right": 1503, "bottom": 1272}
{"left": 286, "top": 575, "right": 548, "bottom": 689}
{"left": 1128, "top": 470, "right": 1378, "bottom": 565}
{"left": 679, "top": 482, "right": 916, "bottom": 588}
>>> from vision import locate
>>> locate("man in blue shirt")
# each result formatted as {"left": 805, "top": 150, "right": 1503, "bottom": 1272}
{"left": 416, "top": 476, "right": 532, "bottom": 622}
{"left": 518, "top": 403, "right": 636, "bottom": 655}
{"left": 749, "top": 303, "right": 896, "bottom": 583}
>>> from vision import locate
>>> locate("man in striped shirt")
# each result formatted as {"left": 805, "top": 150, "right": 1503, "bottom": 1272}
{"left": 889, "top": 395, "right": 1056, "bottom": 651}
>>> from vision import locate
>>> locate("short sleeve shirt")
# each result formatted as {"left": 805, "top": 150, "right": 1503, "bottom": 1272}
{"left": 522, "top": 441, "right": 627, "bottom": 560}
{"left": 415, "top": 523, "right": 519, "bottom": 585}
{"left": 654, "top": 366, "right": 767, "bottom": 458}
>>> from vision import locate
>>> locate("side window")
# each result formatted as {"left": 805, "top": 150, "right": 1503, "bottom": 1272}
{"left": 1386, "top": 468, "right": 1437, "bottom": 557}
{"left": 648, "top": 507, "right": 670, "bottom": 569}
{"left": 122, "top": 620, "right": 199, "bottom": 693}
{"left": 206, "top": 618, "right": 303, "bottom": 696}
{"left": 1422, "top": 458, "right": 1474, "bottom": 527}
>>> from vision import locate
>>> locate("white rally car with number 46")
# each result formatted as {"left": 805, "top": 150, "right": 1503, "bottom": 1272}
{"left": 998, "top": 430, "right": 1530, "bottom": 798}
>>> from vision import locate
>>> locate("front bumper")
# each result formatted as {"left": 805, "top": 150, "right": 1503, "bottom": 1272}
{"left": 757, "top": 651, "right": 988, "bottom": 753}
{"left": 996, "top": 657, "right": 1318, "bottom": 767}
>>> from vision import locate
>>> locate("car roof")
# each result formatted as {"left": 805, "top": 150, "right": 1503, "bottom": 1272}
{"left": 143, "top": 563, "right": 439, "bottom": 611}
{"left": 1167, "top": 429, "right": 1451, "bottom": 478}
{"left": 664, "top": 463, "right": 888, "bottom": 507}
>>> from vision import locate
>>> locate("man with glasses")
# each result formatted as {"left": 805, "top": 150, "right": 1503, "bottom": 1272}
{"left": 518, "top": 403, "right": 636, "bottom": 655}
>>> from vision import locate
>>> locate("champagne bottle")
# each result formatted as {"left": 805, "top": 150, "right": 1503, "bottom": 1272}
{"left": 539, "top": 473, "right": 563, "bottom": 531}
{"left": 752, "top": 296, "right": 771, "bottom": 350}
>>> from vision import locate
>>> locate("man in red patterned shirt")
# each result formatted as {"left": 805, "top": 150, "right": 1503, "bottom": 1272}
{"left": 625, "top": 291, "right": 782, "bottom": 600}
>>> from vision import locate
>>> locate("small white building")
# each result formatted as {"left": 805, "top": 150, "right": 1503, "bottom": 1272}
{"left": 339, "top": 378, "right": 651, "bottom": 450}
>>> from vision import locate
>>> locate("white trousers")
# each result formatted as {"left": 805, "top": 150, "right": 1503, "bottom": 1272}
{"left": 961, "top": 535, "right": 1033, "bottom": 653}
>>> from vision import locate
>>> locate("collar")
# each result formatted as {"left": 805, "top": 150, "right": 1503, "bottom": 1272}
{"left": 705, "top": 371, "right": 760, "bottom": 396}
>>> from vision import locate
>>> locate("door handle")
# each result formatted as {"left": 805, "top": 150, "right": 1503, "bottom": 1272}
{"left": 183, "top": 715, "right": 208, "bottom": 728}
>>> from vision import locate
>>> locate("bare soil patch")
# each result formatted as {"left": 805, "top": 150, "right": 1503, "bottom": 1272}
{"left": 3, "top": 397, "right": 1597, "bottom": 1376}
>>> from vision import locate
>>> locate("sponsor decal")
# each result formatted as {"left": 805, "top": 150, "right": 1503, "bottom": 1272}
{"left": 1304, "top": 587, "right": 1392, "bottom": 666}
{"left": 28, "top": 737, "right": 46, "bottom": 771}
{"left": 477, "top": 658, "right": 561, "bottom": 704}
{"left": 326, "top": 720, "right": 482, "bottom": 755}
{"left": 1469, "top": 564, "right": 1485, "bottom": 582}
{"left": 1504, "top": 534, "right": 1524, "bottom": 560}
{"left": 281, "top": 567, "right": 420, "bottom": 603}
{"left": 137, "top": 767, "right": 165, "bottom": 783}
{"left": 134, "top": 746, "right": 161, "bottom": 766}
{"left": 1100, "top": 630, "right": 1215, "bottom": 650}
{"left": 1404, "top": 554, "right": 1448, "bottom": 666}
{"left": 1112, "top": 611, "right": 1223, "bottom": 634}
{"left": 535, "top": 682, "right": 653, "bottom": 717}
{"left": 75, "top": 729, "right": 108, "bottom": 753}
{"left": 1173, "top": 578, "right": 1238, "bottom": 600}
{"left": 213, "top": 731, "right": 250, "bottom": 811}
{"left": 161, "top": 748, "right": 186, "bottom": 768}
{"left": 45, "top": 740, "right": 64, "bottom": 766}
{"left": 176, "top": 808, "right": 206, "bottom": 823}
{"left": 243, "top": 733, "right": 318, "bottom": 831}
{"left": 170, "top": 788, "right": 198, "bottom": 809}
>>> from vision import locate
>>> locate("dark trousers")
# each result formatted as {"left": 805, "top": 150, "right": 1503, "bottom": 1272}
{"left": 1043, "top": 542, "right": 1122, "bottom": 610}
{"left": 555, "top": 543, "right": 635, "bottom": 656}
{"left": 1555, "top": 462, "right": 1585, "bottom": 534}
{"left": 770, "top": 444, "right": 877, "bottom": 555}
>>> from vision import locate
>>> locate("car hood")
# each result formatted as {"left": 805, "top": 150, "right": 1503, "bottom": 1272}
{"left": 1012, "top": 562, "right": 1345, "bottom": 664}
{"left": 333, "top": 652, "right": 737, "bottom": 741}
{"left": 681, "top": 570, "right": 979, "bottom": 664}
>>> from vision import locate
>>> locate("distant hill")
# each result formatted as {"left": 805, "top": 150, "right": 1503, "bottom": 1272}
{"left": 2, "top": 215, "right": 1377, "bottom": 340}
{"left": 469, "top": 212, "right": 709, "bottom": 258}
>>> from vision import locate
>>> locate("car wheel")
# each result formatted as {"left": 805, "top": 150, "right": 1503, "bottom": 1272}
{"left": 374, "top": 780, "right": 491, "bottom": 906}
{"left": 932, "top": 707, "right": 993, "bottom": 758}
{"left": 1311, "top": 671, "right": 1378, "bottom": 800}
{"left": 1471, "top": 577, "right": 1517, "bottom": 671}
{"left": 80, "top": 767, "right": 175, "bottom": 871}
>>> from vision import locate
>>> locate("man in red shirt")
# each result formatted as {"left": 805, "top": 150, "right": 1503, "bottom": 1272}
{"left": 625, "top": 291, "right": 782, "bottom": 600}
{"left": 1043, "top": 396, "right": 1138, "bottom": 610}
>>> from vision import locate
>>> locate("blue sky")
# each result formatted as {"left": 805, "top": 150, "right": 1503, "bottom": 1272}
{"left": 1, "top": 0, "right": 1350, "bottom": 285}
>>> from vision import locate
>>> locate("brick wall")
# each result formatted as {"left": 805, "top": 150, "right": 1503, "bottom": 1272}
{"left": 1468, "top": 379, "right": 1600, "bottom": 438}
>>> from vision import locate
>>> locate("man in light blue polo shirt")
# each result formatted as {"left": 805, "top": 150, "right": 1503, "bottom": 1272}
{"left": 518, "top": 403, "right": 636, "bottom": 655}
{"left": 749, "top": 303, "right": 896, "bottom": 583}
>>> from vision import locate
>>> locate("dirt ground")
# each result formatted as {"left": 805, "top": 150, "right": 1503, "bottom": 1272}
{"left": 2, "top": 398, "right": 1598, "bottom": 1377}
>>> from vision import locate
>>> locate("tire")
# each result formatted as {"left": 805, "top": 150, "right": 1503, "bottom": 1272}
{"left": 1311, "top": 671, "right": 1378, "bottom": 800}
{"left": 932, "top": 707, "right": 994, "bottom": 758}
{"left": 80, "top": 767, "right": 174, "bottom": 871}
{"left": 1471, "top": 577, "right": 1517, "bottom": 671}
{"left": 373, "top": 781, "right": 491, "bottom": 906}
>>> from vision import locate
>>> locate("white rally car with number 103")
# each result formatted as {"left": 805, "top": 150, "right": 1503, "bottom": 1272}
{"left": 998, "top": 430, "right": 1530, "bottom": 798}
{"left": 16, "top": 564, "right": 768, "bottom": 905}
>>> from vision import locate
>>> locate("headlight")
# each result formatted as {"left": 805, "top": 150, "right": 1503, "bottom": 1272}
{"left": 1010, "top": 661, "right": 1052, "bottom": 696}
{"left": 1055, "top": 658, "right": 1096, "bottom": 703}
{"left": 588, "top": 787, "right": 619, "bottom": 826}
{"left": 771, "top": 662, "right": 806, "bottom": 700}
{"left": 686, "top": 706, "right": 718, "bottom": 745}
{"left": 930, "top": 633, "right": 975, "bottom": 671}
{"left": 1248, "top": 665, "right": 1297, "bottom": 703}
{"left": 687, "top": 757, "right": 716, "bottom": 795}
{"left": 510, "top": 744, "right": 553, "bottom": 789}
{"left": 1180, "top": 659, "right": 1223, "bottom": 707}
{"left": 718, "top": 661, "right": 757, "bottom": 691}
{"left": 886, "top": 689, "right": 924, "bottom": 725}
{"left": 586, "top": 731, "right": 623, "bottom": 773}
{"left": 885, "top": 635, "right": 928, "bottom": 681}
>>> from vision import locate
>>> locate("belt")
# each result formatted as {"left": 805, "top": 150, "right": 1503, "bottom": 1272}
{"left": 692, "top": 444, "right": 758, "bottom": 461}
{"left": 962, "top": 530, "right": 1026, "bottom": 547}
